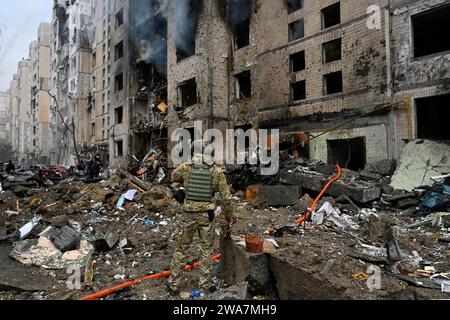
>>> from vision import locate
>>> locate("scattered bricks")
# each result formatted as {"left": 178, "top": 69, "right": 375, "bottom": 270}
{"left": 359, "top": 170, "right": 383, "bottom": 181}
{"left": 220, "top": 239, "right": 276, "bottom": 296}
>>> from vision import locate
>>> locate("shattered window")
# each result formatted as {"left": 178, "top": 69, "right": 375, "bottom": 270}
{"left": 115, "top": 9, "right": 124, "bottom": 29}
{"left": 179, "top": 79, "right": 198, "bottom": 108}
{"left": 115, "top": 140, "right": 124, "bottom": 157}
{"left": 324, "top": 71, "right": 343, "bottom": 95}
{"left": 115, "top": 41, "right": 124, "bottom": 61}
{"left": 323, "top": 38, "right": 341, "bottom": 63}
{"left": 236, "top": 71, "right": 252, "bottom": 100}
{"left": 290, "top": 50, "right": 305, "bottom": 73}
{"left": 322, "top": 2, "right": 341, "bottom": 29}
{"left": 287, "top": 0, "right": 303, "bottom": 14}
{"left": 234, "top": 18, "right": 250, "bottom": 49}
{"left": 289, "top": 19, "right": 304, "bottom": 42}
{"left": 115, "top": 73, "right": 124, "bottom": 92}
{"left": 115, "top": 106, "right": 123, "bottom": 124}
{"left": 416, "top": 94, "right": 450, "bottom": 140}
{"left": 412, "top": 4, "right": 450, "bottom": 57}
{"left": 291, "top": 80, "right": 306, "bottom": 101}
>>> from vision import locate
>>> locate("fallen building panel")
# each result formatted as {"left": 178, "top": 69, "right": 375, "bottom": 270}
{"left": 391, "top": 140, "right": 450, "bottom": 191}
{"left": 248, "top": 186, "right": 301, "bottom": 206}
{"left": 280, "top": 171, "right": 381, "bottom": 203}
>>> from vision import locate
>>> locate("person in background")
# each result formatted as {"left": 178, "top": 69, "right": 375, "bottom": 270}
{"left": 5, "top": 160, "right": 15, "bottom": 174}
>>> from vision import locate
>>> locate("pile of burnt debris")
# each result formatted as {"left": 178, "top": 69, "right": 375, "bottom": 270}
{"left": 0, "top": 139, "right": 449, "bottom": 300}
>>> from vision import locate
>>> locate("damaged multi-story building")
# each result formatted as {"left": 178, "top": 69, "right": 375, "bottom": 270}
{"left": 165, "top": 0, "right": 399, "bottom": 170}
{"left": 390, "top": 0, "right": 450, "bottom": 145}
{"left": 50, "top": 0, "right": 95, "bottom": 166}
{"left": 127, "top": 0, "right": 168, "bottom": 163}
{"left": 6, "top": 0, "right": 450, "bottom": 170}
{"left": 0, "top": 91, "right": 11, "bottom": 163}
{"left": 8, "top": 59, "right": 32, "bottom": 167}
{"left": 29, "top": 23, "right": 52, "bottom": 165}
{"left": 46, "top": 0, "right": 169, "bottom": 168}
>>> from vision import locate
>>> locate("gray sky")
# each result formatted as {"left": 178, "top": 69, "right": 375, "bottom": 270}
{"left": 0, "top": 0, "right": 53, "bottom": 91}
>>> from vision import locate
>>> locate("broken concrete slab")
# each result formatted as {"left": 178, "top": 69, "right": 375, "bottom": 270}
{"left": 0, "top": 244, "right": 57, "bottom": 292}
{"left": 220, "top": 239, "right": 276, "bottom": 296}
{"left": 280, "top": 171, "right": 381, "bottom": 203}
{"left": 396, "top": 198, "right": 419, "bottom": 209}
{"left": 366, "top": 159, "right": 396, "bottom": 176}
{"left": 359, "top": 170, "right": 383, "bottom": 181}
{"left": 391, "top": 140, "right": 450, "bottom": 191}
{"left": 384, "top": 192, "right": 417, "bottom": 202}
{"left": 255, "top": 186, "right": 301, "bottom": 206}
{"left": 207, "top": 283, "right": 249, "bottom": 300}
{"left": 9, "top": 237, "right": 93, "bottom": 270}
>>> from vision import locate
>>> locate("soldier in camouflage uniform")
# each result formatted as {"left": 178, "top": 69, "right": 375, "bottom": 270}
{"left": 167, "top": 149, "right": 235, "bottom": 295}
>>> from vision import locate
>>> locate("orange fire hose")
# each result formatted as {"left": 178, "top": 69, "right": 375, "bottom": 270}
{"left": 79, "top": 253, "right": 222, "bottom": 300}
{"left": 295, "top": 164, "right": 342, "bottom": 224}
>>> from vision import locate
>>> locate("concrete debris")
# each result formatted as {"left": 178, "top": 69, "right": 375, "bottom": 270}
{"left": 366, "top": 159, "right": 397, "bottom": 177}
{"left": 280, "top": 161, "right": 381, "bottom": 203}
{"left": 9, "top": 237, "right": 93, "bottom": 270}
{"left": 248, "top": 185, "right": 301, "bottom": 206}
{"left": 391, "top": 140, "right": 450, "bottom": 191}
{"left": 0, "top": 155, "right": 449, "bottom": 301}
{"left": 93, "top": 232, "right": 119, "bottom": 252}
{"left": 207, "top": 283, "right": 249, "bottom": 300}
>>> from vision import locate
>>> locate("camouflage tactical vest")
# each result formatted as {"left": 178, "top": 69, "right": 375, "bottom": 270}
{"left": 185, "top": 164, "right": 213, "bottom": 202}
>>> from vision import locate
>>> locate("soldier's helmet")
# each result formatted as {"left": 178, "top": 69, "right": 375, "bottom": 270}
{"left": 191, "top": 139, "right": 212, "bottom": 165}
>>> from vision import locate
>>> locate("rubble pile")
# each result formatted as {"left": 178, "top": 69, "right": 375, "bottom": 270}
{"left": 0, "top": 139, "right": 449, "bottom": 300}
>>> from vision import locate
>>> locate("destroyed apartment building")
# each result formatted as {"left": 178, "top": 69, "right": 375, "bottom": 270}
{"left": 0, "top": 0, "right": 449, "bottom": 302}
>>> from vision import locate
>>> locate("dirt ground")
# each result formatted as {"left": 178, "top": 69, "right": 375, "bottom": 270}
{"left": 0, "top": 176, "right": 449, "bottom": 300}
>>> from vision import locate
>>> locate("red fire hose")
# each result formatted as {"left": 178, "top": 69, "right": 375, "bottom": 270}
{"left": 79, "top": 253, "right": 222, "bottom": 300}
{"left": 296, "top": 164, "right": 342, "bottom": 224}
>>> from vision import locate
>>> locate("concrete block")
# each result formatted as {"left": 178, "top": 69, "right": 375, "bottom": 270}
{"left": 258, "top": 186, "right": 301, "bottom": 206}
{"left": 366, "top": 159, "right": 396, "bottom": 176}
{"left": 220, "top": 239, "right": 276, "bottom": 296}
{"left": 280, "top": 171, "right": 381, "bottom": 203}
{"left": 359, "top": 170, "right": 383, "bottom": 181}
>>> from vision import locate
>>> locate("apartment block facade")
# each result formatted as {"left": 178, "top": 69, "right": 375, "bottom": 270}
{"left": 390, "top": 0, "right": 450, "bottom": 146}
{"left": 5, "top": 0, "right": 450, "bottom": 170}
{"left": 0, "top": 92, "right": 10, "bottom": 163}
{"left": 9, "top": 59, "right": 33, "bottom": 167}
{"left": 28, "top": 23, "right": 52, "bottom": 165}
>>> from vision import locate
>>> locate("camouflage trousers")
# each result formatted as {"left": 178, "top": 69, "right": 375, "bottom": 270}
{"left": 168, "top": 211, "right": 215, "bottom": 291}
